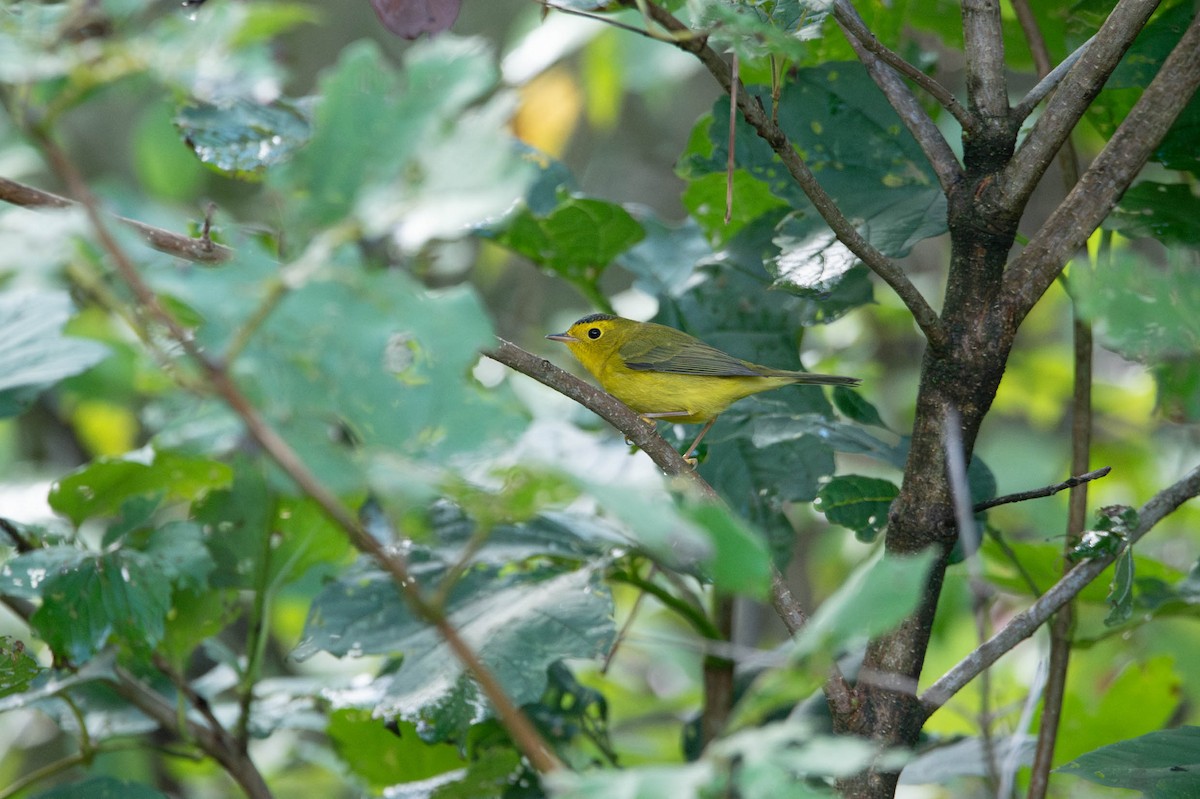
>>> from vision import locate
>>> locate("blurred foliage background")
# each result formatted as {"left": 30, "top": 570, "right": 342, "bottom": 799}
{"left": 0, "top": 0, "right": 1198, "bottom": 797}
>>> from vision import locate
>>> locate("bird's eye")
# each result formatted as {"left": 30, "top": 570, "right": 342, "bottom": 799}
{"left": 587, "top": 327, "right": 602, "bottom": 340}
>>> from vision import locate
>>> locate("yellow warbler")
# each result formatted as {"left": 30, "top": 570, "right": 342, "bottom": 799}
{"left": 547, "top": 313, "right": 859, "bottom": 458}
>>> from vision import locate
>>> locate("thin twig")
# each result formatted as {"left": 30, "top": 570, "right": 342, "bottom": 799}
{"left": 921, "top": 461, "right": 1200, "bottom": 716}
{"left": 1013, "top": 36, "right": 1096, "bottom": 122}
{"left": 0, "top": 176, "right": 232, "bottom": 265}
{"left": 39, "top": 136, "right": 563, "bottom": 776}
{"left": 832, "top": 0, "right": 972, "bottom": 130}
{"left": 973, "top": 466, "right": 1111, "bottom": 512}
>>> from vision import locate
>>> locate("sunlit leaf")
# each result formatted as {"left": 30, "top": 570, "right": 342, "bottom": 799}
{"left": 176, "top": 98, "right": 311, "bottom": 177}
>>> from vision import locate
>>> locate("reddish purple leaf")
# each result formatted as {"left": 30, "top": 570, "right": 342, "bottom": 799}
{"left": 370, "top": 0, "right": 461, "bottom": 39}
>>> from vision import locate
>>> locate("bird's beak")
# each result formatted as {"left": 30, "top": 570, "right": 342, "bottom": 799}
{"left": 545, "top": 332, "right": 578, "bottom": 343}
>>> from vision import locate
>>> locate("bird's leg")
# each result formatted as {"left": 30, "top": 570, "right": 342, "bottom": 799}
{"left": 683, "top": 418, "right": 717, "bottom": 465}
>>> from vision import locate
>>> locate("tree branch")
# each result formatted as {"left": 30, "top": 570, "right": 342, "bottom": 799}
{"left": 1013, "top": 36, "right": 1096, "bottom": 122}
{"left": 0, "top": 176, "right": 233, "bottom": 265}
{"left": 831, "top": 0, "right": 966, "bottom": 189}
{"left": 1002, "top": 10, "right": 1200, "bottom": 323}
{"left": 37, "top": 137, "right": 563, "bottom": 777}
{"left": 972, "top": 466, "right": 1110, "bottom": 512}
{"left": 920, "top": 461, "right": 1200, "bottom": 715}
{"left": 990, "top": 0, "right": 1161, "bottom": 216}
{"left": 962, "top": 0, "right": 1010, "bottom": 122}
{"left": 639, "top": 2, "right": 949, "bottom": 352}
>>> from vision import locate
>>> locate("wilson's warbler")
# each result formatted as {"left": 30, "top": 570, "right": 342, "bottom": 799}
{"left": 547, "top": 313, "right": 860, "bottom": 459}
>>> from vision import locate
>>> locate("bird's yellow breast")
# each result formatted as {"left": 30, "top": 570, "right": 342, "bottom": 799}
{"left": 589, "top": 355, "right": 796, "bottom": 423}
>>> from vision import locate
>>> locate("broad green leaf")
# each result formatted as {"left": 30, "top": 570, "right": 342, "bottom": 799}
{"left": 175, "top": 98, "right": 312, "bottom": 177}
{"left": 32, "top": 550, "right": 173, "bottom": 662}
{"left": 0, "top": 290, "right": 109, "bottom": 418}
{"left": 814, "top": 475, "right": 899, "bottom": 542}
{"left": 1071, "top": 248, "right": 1200, "bottom": 363}
{"left": 328, "top": 711, "right": 464, "bottom": 791}
{"left": 795, "top": 548, "right": 939, "bottom": 659}
{"left": 144, "top": 521, "right": 216, "bottom": 592}
{"left": 492, "top": 196, "right": 645, "bottom": 306}
{"left": 1104, "top": 182, "right": 1200, "bottom": 246}
{"left": 616, "top": 215, "right": 713, "bottom": 298}
{"left": 832, "top": 386, "right": 887, "bottom": 428}
{"left": 49, "top": 450, "right": 232, "bottom": 526}
{"left": 1057, "top": 726, "right": 1200, "bottom": 798}
{"left": 296, "top": 553, "right": 613, "bottom": 741}
{"left": 31, "top": 777, "right": 169, "bottom": 799}
{"left": 430, "top": 748, "right": 521, "bottom": 799}
{"left": 271, "top": 37, "right": 507, "bottom": 234}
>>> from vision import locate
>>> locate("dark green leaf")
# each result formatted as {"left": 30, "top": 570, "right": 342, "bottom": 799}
{"left": 493, "top": 197, "right": 645, "bottom": 304}
{"left": 176, "top": 98, "right": 311, "bottom": 177}
{"left": 295, "top": 556, "right": 613, "bottom": 741}
{"left": 49, "top": 451, "right": 232, "bottom": 526}
{"left": 832, "top": 386, "right": 885, "bottom": 428}
{"left": 1057, "top": 726, "right": 1200, "bottom": 798}
{"left": 0, "top": 290, "right": 109, "bottom": 418}
{"left": 32, "top": 550, "right": 172, "bottom": 662}
{"left": 31, "top": 776, "right": 169, "bottom": 799}
{"left": 815, "top": 475, "right": 898, "bottom": 541}
{"left": 0, "top": 636, "right": 42, "bottom": 699}
{"left": 1105, "top": 182, "right": 1200, "bottom": 246}
{"left": 1106, "top": 546, "right": 1136, "bottom": 626}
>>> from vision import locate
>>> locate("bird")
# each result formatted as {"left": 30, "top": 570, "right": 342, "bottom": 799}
{"left": 547, "top": 313, "right": 860, "bottom": 461}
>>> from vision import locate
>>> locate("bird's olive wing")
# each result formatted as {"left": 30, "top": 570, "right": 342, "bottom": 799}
{"left": 619, "top": 331, "right": 762, "bottom": 377}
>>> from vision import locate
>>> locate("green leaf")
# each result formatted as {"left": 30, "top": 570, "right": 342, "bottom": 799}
{"left": 1104, "top": 182, "right": 1200, "bottom": 246}
{"left": 691, "top": 0, "right": 830, "bottom": 64}
{"left": 31, "top": 777, "right": 169, "bottom": 799}
{"left": 1105, "top": 545, "right": 1136, "bottom": 626}
{"left": 0, "top": 290, "right": 109, "bottom": 418}
{"left": 49, "top": 450, "right": 232, "bottom": 526}
{"left": 493, "top": 196, "right": 645, "bottom": 305}
{"left": 1057, "top": 726, "right": 1200, "bottom": 798}
{"left": 814, "top": 475, "right": 899, "bottom": 542}
{"left": 0, "top": 636, "right": 42, "bottom": 699}
{"left": 832, "top": 386, "right": 886, "bottom": 428}
{"left": 175, "top": 98, "right": 311, "bottom": 177}
{"left": 683, "top": 503, "right": 772, "bottom": 598}
{"left": 271, "top": 37, "right": 511, "bottom": 235}
{"left": 1071, "top": 247, "right": 1200, "bottom": 364}
{"left": 795, "top": 548, "right": 939, "bottom": 659}
{"left": 32, "top": 550, "right": 173, "bottom": 662}
{"left": 328, "top": 710, "right": 464, "bottom": 791}
{"left": 144, "top": 521, "right": 216, "bottom": 592}
{"left": 295, "top": 557, "right": 613, "bottom": 741}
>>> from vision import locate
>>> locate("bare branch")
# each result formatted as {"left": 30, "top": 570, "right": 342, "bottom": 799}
{"left": 972, "top": 466, "right": 1111, "bottom": 512}
{"left": 991, "top": 0, "right": 1161, "bottom": 216}
{"left": 1013, "top": 36, "right": 1096, "bottom": 122}
{"left": 962, "top": 0, "right": 1010, "bottom": 121}
{"left": 831, "top": 0, "right": 964, "bottom": 190}
{"left": 0, "top": 176, "right": 233, "bottom": 265}
{"left": 921, "top": 461, "right": 1200, "bottom": 715}
{"left": 638, "top": 2, "right": 949, "bottom": 351}
{"left": 1003, "top": 11, "right": 1200, "bottom": 323}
